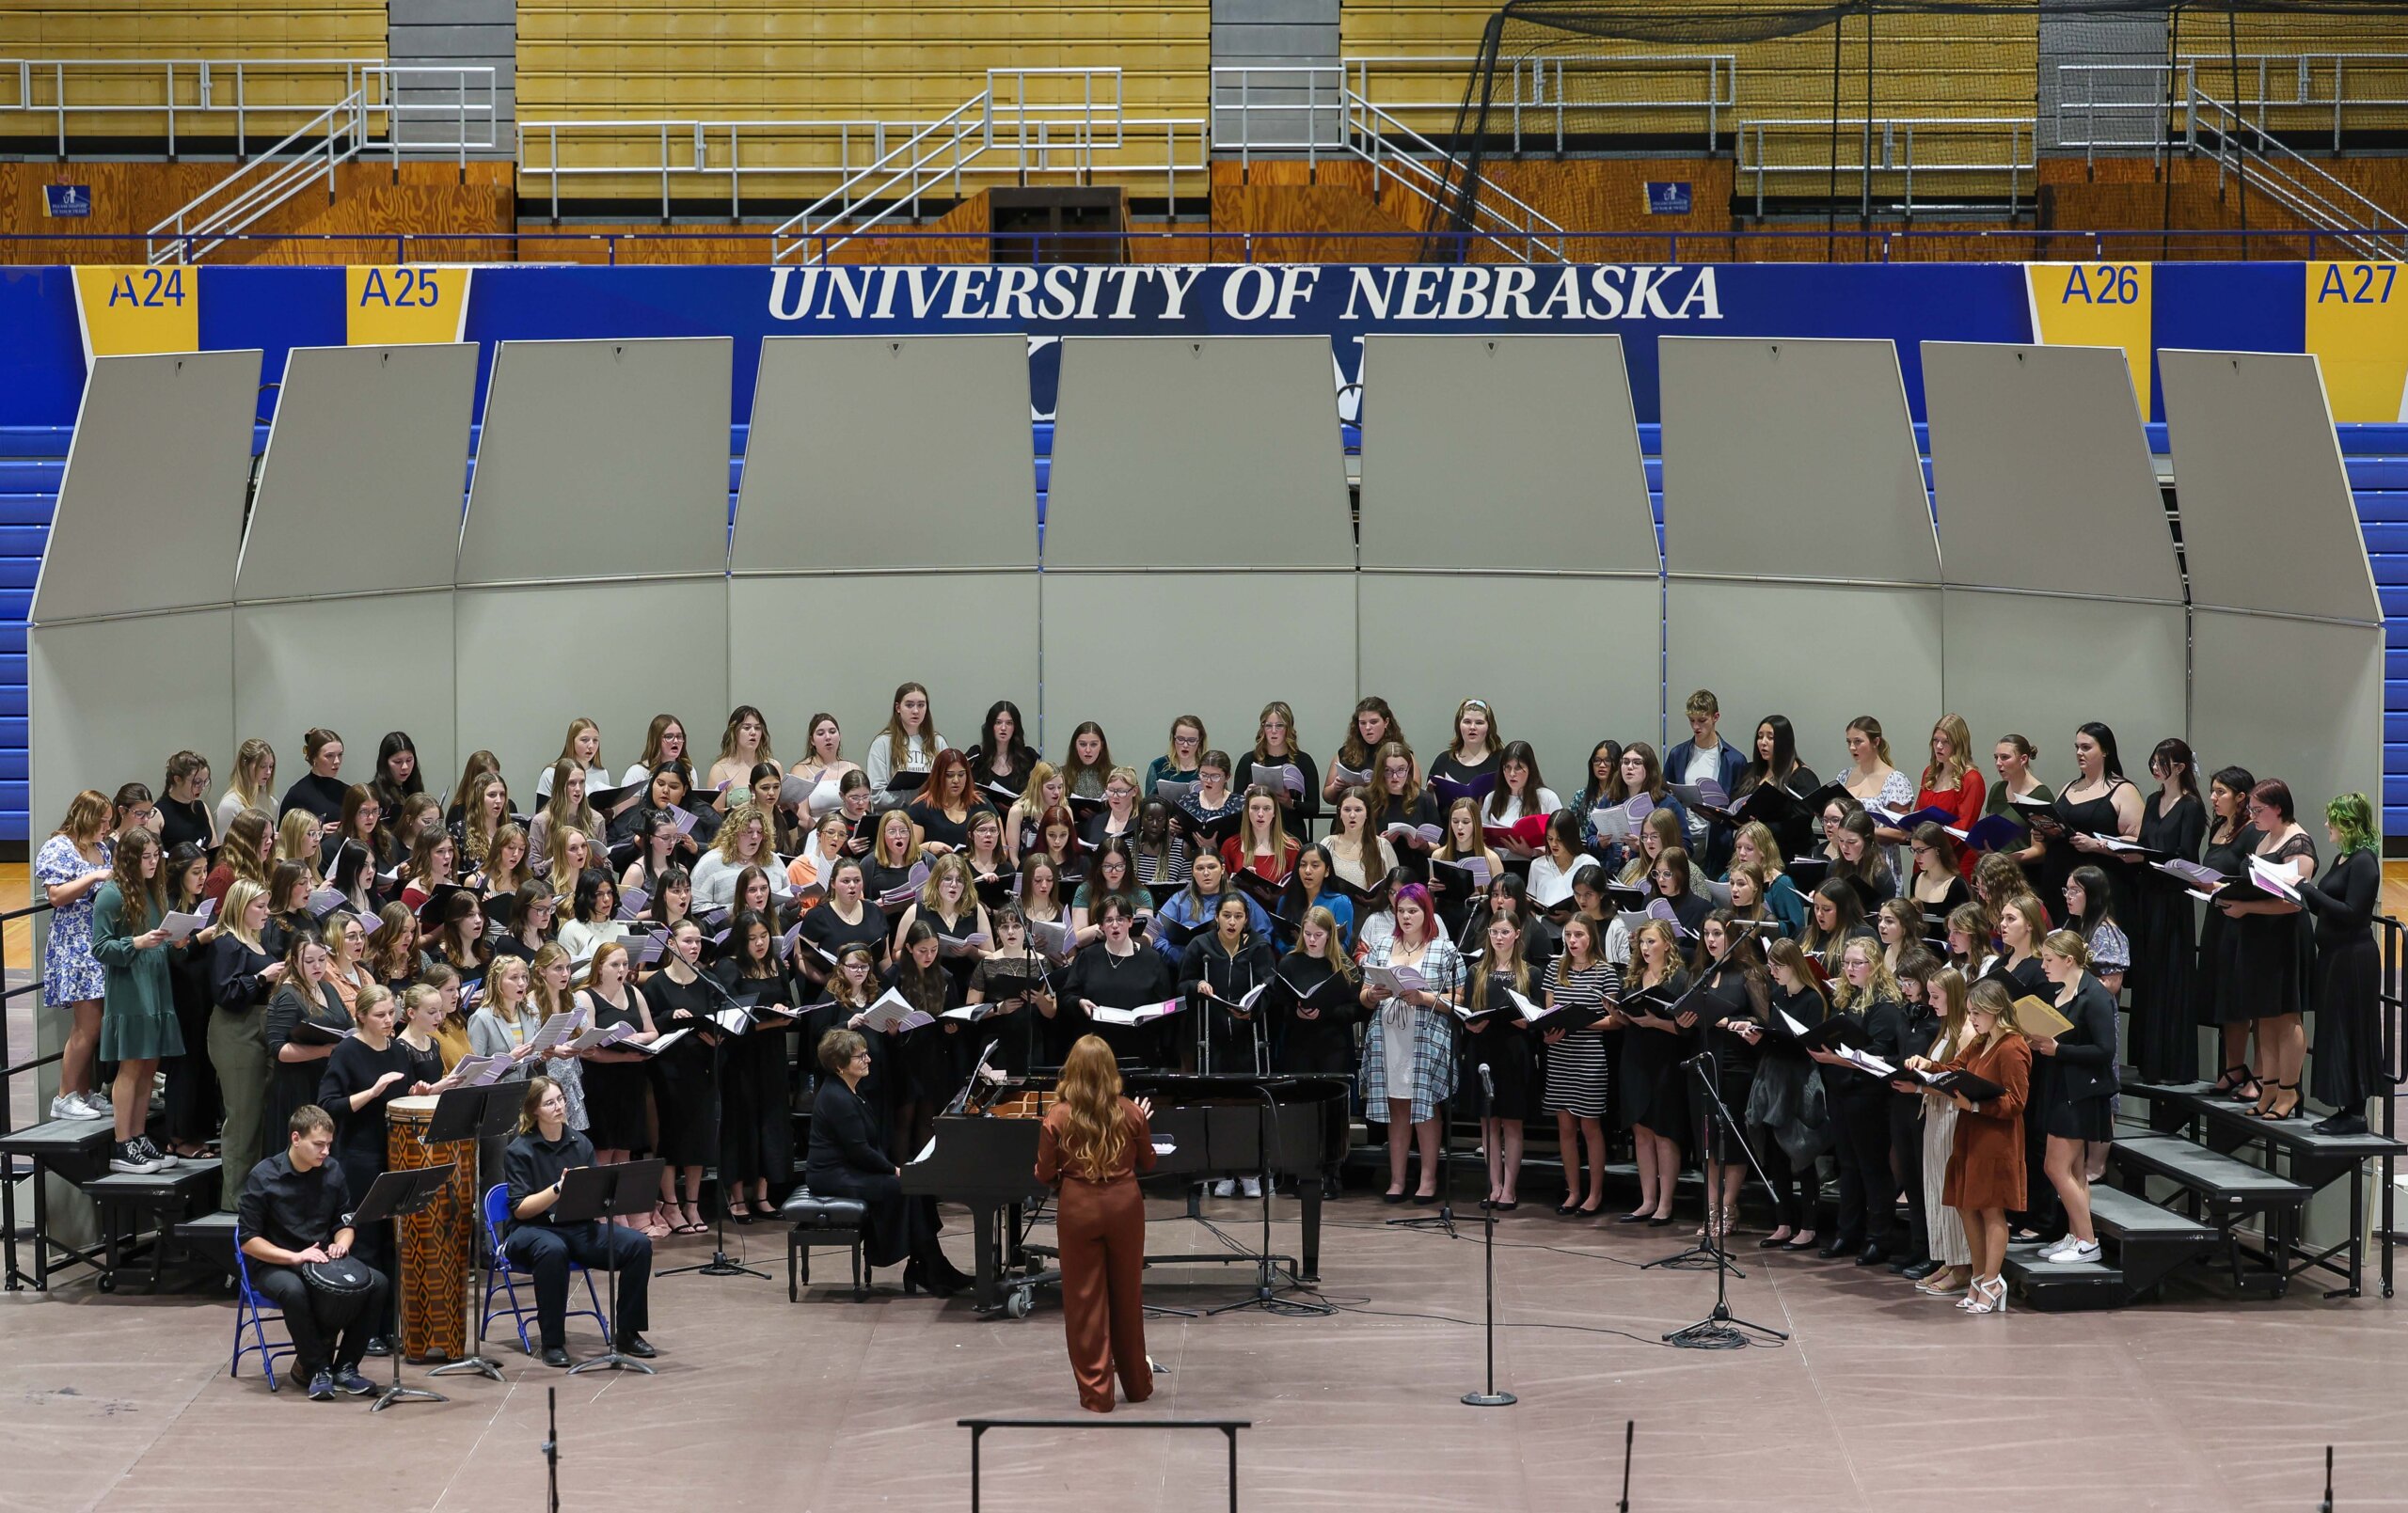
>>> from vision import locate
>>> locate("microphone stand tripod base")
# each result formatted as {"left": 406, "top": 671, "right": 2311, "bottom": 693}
{"left": 1662, "top": 1301, "right": 1788, "bottom": 1351}
{"left": 1461, "top": 1389, "right": 1517, "bottom": 1407}
{"left": 661, "top": 1249, "right": 768, "bottom": 1281}
{"left": 427, "top": 1352, "right": 507, "bottom": 1382}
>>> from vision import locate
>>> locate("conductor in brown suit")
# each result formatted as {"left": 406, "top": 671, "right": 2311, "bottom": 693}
{"left": 1035, "top": 1033, "right": 1157, "bottom": 1412}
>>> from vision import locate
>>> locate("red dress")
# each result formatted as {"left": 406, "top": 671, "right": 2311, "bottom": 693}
{"left": 1037, "top": 1097, "right": 1158, "bottom": 1412}
{"left": 1220, "top": 837, "right": 1298, "bottom": 885}
{"left": 1918, "top": 773, "right": 1986, "bottom": 879}
{"left": 1940, "top": 1032, "right": 2030, "bottom": 1211}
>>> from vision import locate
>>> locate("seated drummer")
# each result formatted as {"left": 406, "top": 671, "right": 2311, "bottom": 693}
{"left": 237, "top": 1104, "right": 389, "bottom": 1401}
{"left": 501, "top": 1076, "right": 657, "bottom": 1368}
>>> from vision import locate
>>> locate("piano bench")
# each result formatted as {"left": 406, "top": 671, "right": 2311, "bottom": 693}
{"left": 783, "top": 1191, "right": 868, "bottom": 1303}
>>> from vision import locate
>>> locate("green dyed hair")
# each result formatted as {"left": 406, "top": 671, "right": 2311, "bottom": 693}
{"left": 2325, "top": 793, "right": 2377, "bottom": 857}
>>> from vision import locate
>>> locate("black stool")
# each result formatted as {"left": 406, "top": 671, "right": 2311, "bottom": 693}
{"left": 782, "top": 1190, "right": 868, "bottom": 1301}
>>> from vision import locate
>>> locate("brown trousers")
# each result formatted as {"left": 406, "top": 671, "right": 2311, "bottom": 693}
{"left": 1055, "top": 1174, "right": 1150, "bottom": 1411}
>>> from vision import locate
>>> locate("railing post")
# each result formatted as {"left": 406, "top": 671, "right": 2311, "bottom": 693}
{"left": 732, "top": 124, "right": 742, "bottom": 221}
{"left": 166, "top": 60, "right": 177, "bottom": 160}
{"left": 660, "top": 121, "right": 671, "bottom": 220}
{"left": 549, "top": 124, "right": 560, "bottom": 221}
{"left": 53, "top": 63, "right": 65, "bottom": 160}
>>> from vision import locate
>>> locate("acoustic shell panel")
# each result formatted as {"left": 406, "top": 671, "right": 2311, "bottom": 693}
{"left": 237, "top": 343, "right": 477, "bottom": 599}
{"left": 727, "top": 575, "right": 1038, "bottom": 761}
{"left": 458, "top": 338, "right": 733, "bottom": 586}
{"left": 235, "top": 593, "right": 456, "bottom": 798}
{"left": 1940, "top": 591, "right": 2189, "bottom": 769}
{"left": 1038, "top": 574, "right": 1357, "bottom": 781}
{"left": 2160, "top": 349, "right": 2381, "bottom": 623}
{"left": 1358, "top": 575, "right": 1663, "bottom": 786}
{"left": 1043, "top": 337, "right": 1352, "bottom": 571}
{"left": 454, "top": 580, "right": 728, "bottom": 798}
{"left": 1923, "top": 341, "right": 2181, "bottom": 603}
{"left": 736, "top": 335, "right": 1036, "bottom": 572}
{"left": 1658, "top": 337, "right": 1939, "bottom": 586}
{"left": 2192, "top": 610, "right": 2383, "bottom": 823}
{"left": 1666, "top": 580, "right": 1942, "bottom": 780}
{"left": 31, "top": 350, "right": 258, "bottom": 624}
{"left": 1356, "top": 334, "right": 1658, "bottom": 575}
{"left": 30, "top": 610, "right": 233, "bottom": 843}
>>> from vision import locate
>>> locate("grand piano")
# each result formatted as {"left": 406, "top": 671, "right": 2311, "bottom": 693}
{"left": 900, "top": 1068, "right": 1349, "bottom": 1315}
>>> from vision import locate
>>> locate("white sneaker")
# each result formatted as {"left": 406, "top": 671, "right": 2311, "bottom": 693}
{"left": 84, "top": 1090, "right": 113, "bottom": 1114}
{"left": 50, "top": 1094, "right": 101, "bottom": 1121}
{"left": 1210, "top": 1179, "right": 1238, "bottom": 1198}
{"left": 2057, "top": 1238, "right": 2102, "bottom": 1265}
{"left": 1238, "top": 1176, "right": 1262, "bottom": 1199}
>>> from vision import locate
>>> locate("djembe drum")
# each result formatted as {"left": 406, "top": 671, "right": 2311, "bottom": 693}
{"left": 386, "top": 1094, "right": 474, "bottom": 1362}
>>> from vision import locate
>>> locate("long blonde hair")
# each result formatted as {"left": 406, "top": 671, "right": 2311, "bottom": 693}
{"left": 1054, "top": 1034, "right": 1131, "bottom": 1181}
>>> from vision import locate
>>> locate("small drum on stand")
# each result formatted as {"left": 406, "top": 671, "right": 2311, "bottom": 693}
{"left": 387, "top": 1094, "right": 474, "bottom": 1363}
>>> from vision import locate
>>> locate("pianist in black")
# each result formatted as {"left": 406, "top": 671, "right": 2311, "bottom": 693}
{"left": 805, "top": 1028, "right": 973, "bottom": 1295}
{"left": 1054, "top": 896, "right": 1179, "bottom": 1067}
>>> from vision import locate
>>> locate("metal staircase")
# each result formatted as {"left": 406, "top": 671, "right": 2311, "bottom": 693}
{"left": 147, "top": 89, "right": 369, "bottom": 263}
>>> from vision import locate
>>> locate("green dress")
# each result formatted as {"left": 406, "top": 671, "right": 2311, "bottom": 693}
{"left": 93, "top": 881, "right": 184, "bottom": 1062}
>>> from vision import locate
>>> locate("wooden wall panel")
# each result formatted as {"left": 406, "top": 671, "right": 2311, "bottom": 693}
{"left": 0, "top": 161, "right": 513, "bottom": 264}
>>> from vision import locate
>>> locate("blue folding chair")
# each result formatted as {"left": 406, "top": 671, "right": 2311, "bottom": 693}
{"left": 229, "top": 1218, "right": 295, "bottom": 1392}
{"left": 478, "top": 1183, "right": 607, "bottom": 1355}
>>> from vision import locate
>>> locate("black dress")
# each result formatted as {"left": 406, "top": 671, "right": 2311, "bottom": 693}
{"left": 578, "top": 985, "right": 653, "bottom": 1151}
{"left": 2040, "top": 976, "right": 2118, "bottom": 1142}
{"left": 1269, "top": 954, "right": 1358, "bottom": 1077}
{"left": 2194, "top": 822, "right": 2261, "bottom": 1028}
{"left": 644, "top": 970, "right": 719, "bottom": 1166}
{"left": 1461, "top": 971, "right": 1537, "bottom": 1121}
{"left": 2044, "top": 780, "right": 2133, "bottom": 910}
{"left": 2300, "top": 849, "right": 2384, "bottom": 1111}
{"left": 883, "top": 964, "right": 962, "bottom": 1107}
{"left": 712, "top": 959, "right": 799, "bottom": 1191}
{"left": 264, "top": 979, "right": 353, "bottom": 1148}
{"left": 2228, "top": 830, "right": 2318, "bottom": 1026}
{"left": 1059, "top": 942, "right": 1179, "bottom": 1067}
{"left": 801, "top": 1078, "right": 969, "bottom": 1288}
{"left": 798, "top": 902, "right": 888, "bottom": 981}
{"left": 317, "top": 1033, "right": 420, "bottom": 1285}
{"left": 1693, "top": 965, "right": 1762, "bottom": 1161}
{"left": 1618, "top": 969, "right": 1693, "bottom": 1141}
{"left": 163, "top": 926, "right": 222, "bottom": 1145}
{"left": 2126, "top": 790, "right": 2207, "bottom": 1082}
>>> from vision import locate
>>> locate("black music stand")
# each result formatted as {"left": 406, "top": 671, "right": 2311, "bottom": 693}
{"left": 555, "top": 1157, "right": 665, "bottom": 1375}
{"left": 420, "top": 1082, "right": 525, "bottom": 1381}
{"left": 658, "top": 969, "right": 771, "bottom": 1283}
{"left": 349, "top": 1163, "right": 459, "bottom": 1412}
{"left": 1205, "top": 1074, "right": 1335, "bottom": 1319}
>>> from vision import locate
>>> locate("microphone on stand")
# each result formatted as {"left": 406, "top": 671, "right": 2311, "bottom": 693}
{"left": 1462, "top": 1060, "right": 1513, "bottom": 1408}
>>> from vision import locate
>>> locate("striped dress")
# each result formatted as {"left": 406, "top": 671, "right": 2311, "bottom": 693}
{"left": 1540, "top": 956, "right": 1618, "bottom": 1119}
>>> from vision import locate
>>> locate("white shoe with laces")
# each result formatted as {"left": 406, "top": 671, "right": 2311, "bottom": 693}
{"left": 1210, "top": 1179, "right": 1238, "bottom": 1198}
{"left": 1238, "top": 1176, "right": 1262, "bottom": 1199}
{"left": 50, "top": 1094, "right": 102, "bottom": 1122}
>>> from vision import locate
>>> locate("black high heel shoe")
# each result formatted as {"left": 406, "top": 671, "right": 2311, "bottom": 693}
{"left": 2207, "top": 1064, "right": 2251, "bottom": 1096}
{"left": 2266, "top": 1081, "right": 2305, "bottom": 1120}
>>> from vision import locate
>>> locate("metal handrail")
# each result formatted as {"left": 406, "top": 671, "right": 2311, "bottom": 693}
{"left": 2055, "top": 63, "right": 2195, "bottom": 164}
{"left": 148, "top": 90, "right": 368, "bottom": 263}
{"left": 2187, "top": 84, "right": 2408, "bottom": 261}
{"left": 1337, "top": 51, "right": 1737, "bottom": 151}
{"left": 772, "top": 96, "right": 990, "bottom": 262}
{"left": 1348, "top": 92, "right": 1571, "bottom": 262}
{"left": 1206, "top": 66, "right": 1571, "bottom": 263}
{"left": 1738, "top": 116, "right": 2036, "bottom": 217}
{"left": 518, "top": 113, "right": 1205, "bottom": 223}
{"left": 0, "top": 55, "right": 491, "bottom": 160}
{"left": 2179, "top": 50, "right": 2408, "bottom": 150}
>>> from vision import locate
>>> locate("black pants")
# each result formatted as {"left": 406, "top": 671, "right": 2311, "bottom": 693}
{"left": 252, "top": 1262, "right": 388, "bottom": 1378}
{"left": 1752, "top": 1125, "right": 1809, "bottom": 1230}
{"left": 1829, "top": 1090, "right": 1896, "bottom": 1251}
{"left": 1887, "top": 1092, "right": 1928, "bottom": 1263}
{"left": 503, "top": 1221, "right": 652, "bottom": 1350}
